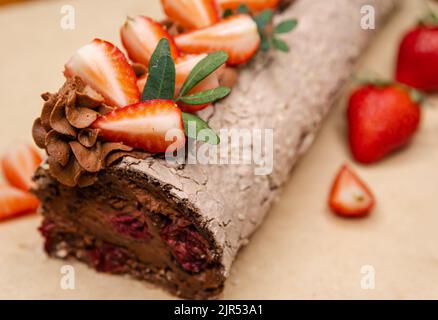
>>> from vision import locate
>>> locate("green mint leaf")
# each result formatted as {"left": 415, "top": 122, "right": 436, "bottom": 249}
{"left": 179, "top": 87, "right": 231, "bottom": 105}
{"left": 179, "top": 51, "right": 228, "bottom": 98}
{"left": 182, "top": 112, "right": 220, "bottom": 145}
{"left": 237, "top": 4, "right": 250, "bottom": 14}
{"left": 259, "top": 32, "right": 270, "bottom": 52}
{"left": 142, "top": 54, "right": 175, "bottom": 100}
{"left": 148, "top": 38, "right": 171, "bottom": 71}
{"left": 254, "top": 9, "right": 273, "bottom": 31}
{"left": 223, "top": 8, "right": 233, "bottom": 18}
{"left": 142, "top": 38, "right": 176, "bottom": 101}
{"left": 272, "top": 37, "right": 290, "bottom": 52}
{"left": 274, "top": 19, "right": 298, "bottom": 34}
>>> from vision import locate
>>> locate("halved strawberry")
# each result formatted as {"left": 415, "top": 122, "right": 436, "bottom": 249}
{"left": 161, "top": 0, "right": 219, "bottom": 30}
{"left": 1, "top": 144, "right": 42, "bottom": 191}
{"left": 175, "top": 14, "right": 260, "bottom": 66}
{"left": 120, "top": 16, "right": 179, "bottom": 67}
{"left": 328, "top": 165, "right": 375, "bottom": 217}
{"left": 65, "top": 39, "right": 140, "bottom": 108}
{"left": 92, "top": 100, "right": 186, "bottom": 153}
{"left": 0, "top": 185, "right": 39, "bottom": 222}
{"left": 217, "top": 0, "right": 280, "bottom": 12}
{"left": 137, "top": 74, "right": 148, "bottom": 93}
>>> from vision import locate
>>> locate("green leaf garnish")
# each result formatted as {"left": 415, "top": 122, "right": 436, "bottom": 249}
{"left": 179, "top": 87, "right": 231, "bottom": 105}
{"left": 253, "top": 9, "right": 297, "bottom": 54}
{"left": 237, "top": 4, "right": 250, "bottom": 14}
{"left": 178, "top": 51, "right": 228, "bottom": 98}
{"left": 148, "top": 38, "right": 171, "bottom": 69}
{"left": 142, "top": 39, "right": 176, "bottom": 100}
{"left": 272, "top": 37, "right": 290, "bottom": 52}
{"left": 274, "top": 19, "right": 298, "bottom": 34}
{"left": 260, "top": 32, "right": 271, "bottom": 52}
{"left": 254, "top": 9, "right": 273, "bottom": 31}
{"left": 182, "top": 112, "right": 220, "bottom": 145}
{"left": 142, "top": 54, "right": 175, "bottom": 100}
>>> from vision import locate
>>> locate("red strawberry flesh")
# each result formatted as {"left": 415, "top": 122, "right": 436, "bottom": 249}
{"left": 1, "top": 144, "right": 42, "bottom": 191}
{"left": 217, "top": 0, "right": 280, "bottom": 12}
{"left": 92, "top": 100, "right": 186, "bottom": 153}
{"left": 0, "top": 185, "right": 40, "bottom": 221}
{"left": 329, "top": 165, "right": 375, "bottom": 217}
{"left": 161, "top": 0, "right": 219, "bottom": 30}
{"left": 120, "top": 16, "right": 179, "bottom": 67}
{"left": 175, "top": 14, "right": 261, "bottom": 66}
{"left": 65, "top": 39, "right": 140, "bottom": 108}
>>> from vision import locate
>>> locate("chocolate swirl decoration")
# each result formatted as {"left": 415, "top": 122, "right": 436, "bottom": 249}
{"left": 32, "top": 77, "right": 149, "bottom": 188}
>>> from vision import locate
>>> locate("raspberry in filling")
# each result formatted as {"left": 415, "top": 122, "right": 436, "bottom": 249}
{"left": 87, "top": 243, "right": 128, "bottom": 273}
{"left": 109, "top": 213, "right": 151, "bottom": 240}
{"left": 160, "top": 223, "right": 209, "bottom": 273}
{"left": 39, "top": 219, "right": 57, "bottom": 253}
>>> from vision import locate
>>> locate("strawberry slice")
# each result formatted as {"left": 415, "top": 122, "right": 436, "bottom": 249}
{"left": 1, "top": 144, "right": 42, "bottom": 191}
{"left": 161, "top": 0, "right": 219, "bottom": 30}
{"left": 0, "top": 185, "right": 39, "bottom": 222}
{"left": 92, "top": 100, "right": 186, "bottom": 153}
{"left": 217, "top": 0, "right": 280, "bottom": 12}
{"left": 120, "top": 16, "right": 179, "bottom": 67}
{"left": 137, "top": 75, "right": 148, "bottom": 93}
{"left": 65, "top": 39, "right": 140, "bottom": 108}
{"left": 328, "top": 165, "right": 375, "bottom": 217}
{"left": 175, "top": 14, "right": 261, "bottom": 66}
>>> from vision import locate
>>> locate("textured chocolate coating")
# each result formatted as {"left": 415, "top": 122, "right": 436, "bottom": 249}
{"left": 34, "top": 0, "right": 396, "bottom": 299}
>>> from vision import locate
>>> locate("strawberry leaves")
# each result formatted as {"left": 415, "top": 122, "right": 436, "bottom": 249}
{"left": 142, "top": 39, "right": 229, "bottom": 145}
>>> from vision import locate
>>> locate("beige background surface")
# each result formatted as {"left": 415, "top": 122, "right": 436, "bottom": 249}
{"left": 0, "top": 0, "right": 437, "bottom": 299}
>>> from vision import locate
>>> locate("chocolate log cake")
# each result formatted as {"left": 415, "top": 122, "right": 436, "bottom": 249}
{"left": 33, "top": 0, "right": 396, "bottom": 299}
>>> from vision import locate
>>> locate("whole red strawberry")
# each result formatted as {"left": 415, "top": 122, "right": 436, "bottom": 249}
{"left": 396, "top": 17, "right": 438, "bottom": 92}
{"left": 348, "top": 84, "right": 421, "bottom": 164}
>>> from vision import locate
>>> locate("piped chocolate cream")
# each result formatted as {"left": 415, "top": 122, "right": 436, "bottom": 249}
{"left": 32, "top": 77, "right": 149, "bottom": 188}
